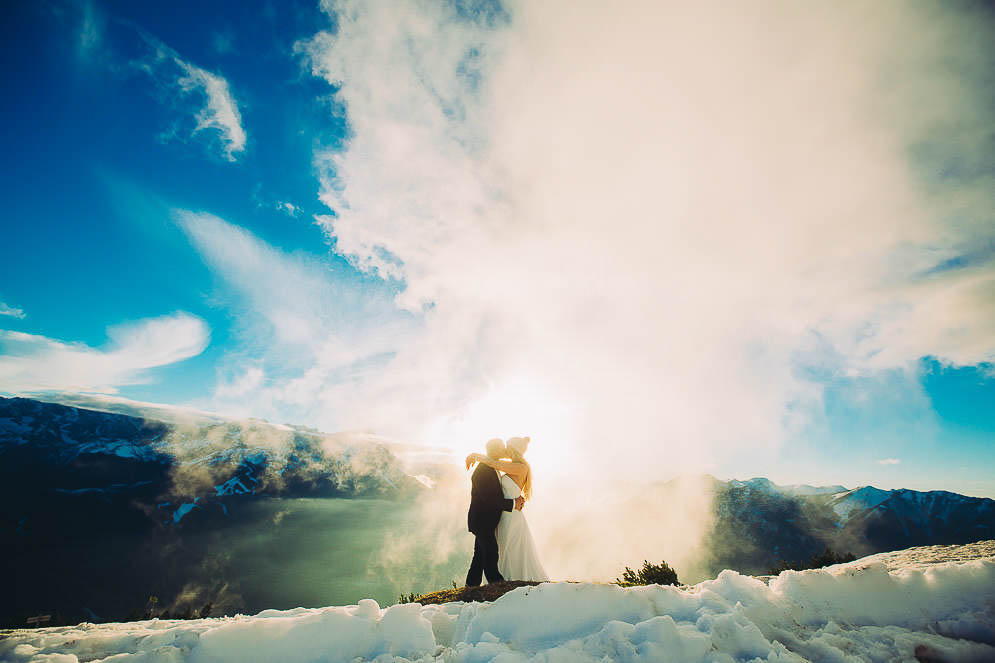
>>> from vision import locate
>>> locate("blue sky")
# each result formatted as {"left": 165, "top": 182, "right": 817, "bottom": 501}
{"left": 0, "top": 0, "right": 380, "bottom": 399}
{"left": 1, "top": 0, "right": 993, "bottom": 497}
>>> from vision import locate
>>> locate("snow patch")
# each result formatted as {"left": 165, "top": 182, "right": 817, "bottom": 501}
{"left": 829, "top": 485, "right": 893, "bottom": 520}
{"left": 2, "top": 542, "right": 993, "bottom": 663}
{"left": 173, "top": 498, "right": 201, "bottom": 524}
{"left": 214, "top": 477, "right": 253, "bottom": 497}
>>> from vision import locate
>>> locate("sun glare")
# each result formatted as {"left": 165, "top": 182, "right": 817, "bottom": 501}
{"left": 427, "top": 377, "right": 574, "bottom": 473}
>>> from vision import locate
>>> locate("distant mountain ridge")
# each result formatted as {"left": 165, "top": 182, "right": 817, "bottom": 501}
{"left": 0, "top": 395, "right": 429, "bottom": 628}
{"left": 828, "top": 485, "right": 894, "bottom": 520}
{"left": 700, "top": 475, "right": 995, "bottom": 576}
{"left": 727, "top": 477, "right": 847, "bottom": 497}
{"left": 0, "top": 395, "right": 420, "bottom": 527}
{"left": 722, "top": 475, "right": 994, "bottom": 532}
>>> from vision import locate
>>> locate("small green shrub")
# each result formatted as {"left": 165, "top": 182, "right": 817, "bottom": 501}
{"left": 616, "top": 560, "right": 679, "bottom": 587}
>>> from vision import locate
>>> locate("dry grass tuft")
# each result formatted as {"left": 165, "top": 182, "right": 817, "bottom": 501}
{"left": 412, "top": 581, "right": 544, "bottom": 605}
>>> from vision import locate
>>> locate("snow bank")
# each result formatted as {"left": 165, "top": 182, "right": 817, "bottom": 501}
{"left": 3, "top": 544, "right": 993, "bottom": 663}
{"left": 843, "top": 539, "right": 995, "bottom": 571}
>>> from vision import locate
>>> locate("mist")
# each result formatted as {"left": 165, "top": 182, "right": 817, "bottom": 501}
{"left": 130, "top": 0, "right": 995, "bottom": 589}
{"left": 288, "top": 0, "right": 995, "bottom": 583}
{"left": 291, "top": 0, "right": 995, "bottom": 467}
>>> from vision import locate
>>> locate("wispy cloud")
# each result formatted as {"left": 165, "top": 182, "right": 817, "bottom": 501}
{"left": 0, "top": 302, "right": 25, "bottom": 320}
{"left": 294, "top": 0, "right": 995, "bottom": 476}
{"left": 0, "top": 313, "right": 209, "bottom": 393}
{"left": 86, "top": 18, "right": 249, "bottom": 162}
{"left": 215, "top": 366, "right": 264, "bottom": 400}
{"left": 78, "top": 0, "right": 100, "bottom": 53}
{"left": 275, "top": 201, "right": 300, "bottom": 217}
{"left": 174, "top": 210, "right": 417, "bottom": 423}
{"left": 173, "top": 59, "right": 246, "bottom": 161}
{"left": 877, "top": 458, "right": 902, "bottom": 466}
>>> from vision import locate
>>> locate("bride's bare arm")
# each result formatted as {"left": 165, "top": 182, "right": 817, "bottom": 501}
{"left": 466, "top": 453, "right": 528, "bottom": 476}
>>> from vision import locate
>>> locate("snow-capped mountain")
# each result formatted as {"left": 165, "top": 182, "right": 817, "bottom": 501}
{"left": 0, "top": 395, "right": 422, "bottom": 525}
{"left": 779, "top": 482, "right": 848, "bottom": 496}
{"left": 827, "top": 485, "right": 894, "bottom": 520}
{"left": 719, "top": 476, "right": 993, "bottom": 534}
{"left": 834, "top": 486, "right": 995, "bottom": 550}
{"left": 702, "top": 476, "right": 995, "bottom": 576}
{"left": 726, "top": 477, "right": 847, "bottom": 499}
{"left": 1, "top": 396, "right": 431, "bottom": 628}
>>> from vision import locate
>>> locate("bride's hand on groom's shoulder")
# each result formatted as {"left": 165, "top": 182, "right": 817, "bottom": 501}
{"left": 465, "top": 454, "right": 477, "bottom": 470}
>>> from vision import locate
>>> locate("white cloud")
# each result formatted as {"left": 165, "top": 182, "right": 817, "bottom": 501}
{"left": 293, "top": 0, "right": 995, "bottom": 480}
{"left": 276, "top": 201, "right": 300, "bottom": 217}
{"left": 0, "top": 313, "right": 209, "bottom": 393}
{"left": 877, "top": 458, "right": 902, "bottom": 466}
{"left": 123, "top": 28, "right": 246, "bottom": 162}
{"left": 215, "top": 366, "right": 265, "bottom": 400}
{"left": 0, "top": 302, "right": 25, "bottom": 319}
{"left": 69, "top": 11, "right": 247, "bottom": 161}
{"left": 175, "top": 59, "right": 247, "bottom": 161}
{"left": 175, "top": 210, "right": 418, "bottom": 422}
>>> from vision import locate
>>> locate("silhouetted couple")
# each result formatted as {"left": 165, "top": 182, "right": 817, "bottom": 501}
{"left": 465, "top": 436, "right": 548, "bottom": 585}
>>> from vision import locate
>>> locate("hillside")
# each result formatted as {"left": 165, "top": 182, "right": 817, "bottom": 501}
{"left": 700, "top": 476, "right": 995, "bottom": 576}
{"left": 2, "top": 541, "right": 993, "bottom": 662}
{"left": 0, "top": 396, "right": 427, "bottom": 628}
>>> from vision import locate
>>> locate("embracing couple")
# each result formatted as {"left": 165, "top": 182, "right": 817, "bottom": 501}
{"left": 464, "top": 436, "right": 549, "bottom": 586}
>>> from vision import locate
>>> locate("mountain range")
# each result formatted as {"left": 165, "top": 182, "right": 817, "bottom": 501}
{"left": 699, "top": 475, "right": 995, "bottom": 576}
{"left": 0, "top": 395, "right": 425, "bottom": 628}
{"left": 2, "top": 395, "right": 993, "bottom": 627}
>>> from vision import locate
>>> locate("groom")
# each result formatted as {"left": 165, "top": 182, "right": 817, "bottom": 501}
{"left": 465, "top": 438, "right": 525, "bottom": 586}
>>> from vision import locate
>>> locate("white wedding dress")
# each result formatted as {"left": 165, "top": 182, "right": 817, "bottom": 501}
{"left": 495, "top": 474, "right": 549, "bottom": 582}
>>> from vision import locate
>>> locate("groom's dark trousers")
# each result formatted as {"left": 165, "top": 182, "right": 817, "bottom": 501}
{"left": 465, "top": 462, "right": 513, "bottom": 586}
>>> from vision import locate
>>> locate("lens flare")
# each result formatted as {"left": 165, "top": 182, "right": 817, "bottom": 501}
{"left": 426, "top": 376, "right": 574, "bottom": 473}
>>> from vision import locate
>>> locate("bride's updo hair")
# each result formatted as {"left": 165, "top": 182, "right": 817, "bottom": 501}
{"left": 505, "top": 436, "right": 532, "bottom": 501}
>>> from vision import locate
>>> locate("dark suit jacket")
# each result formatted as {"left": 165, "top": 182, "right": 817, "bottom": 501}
{"left": 467, "top": 462, "right": 513, "bottom": 534}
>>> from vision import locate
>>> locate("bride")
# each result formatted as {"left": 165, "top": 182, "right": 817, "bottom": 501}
{"left": 466, "top": 436, "right": 549, "bottom": 582}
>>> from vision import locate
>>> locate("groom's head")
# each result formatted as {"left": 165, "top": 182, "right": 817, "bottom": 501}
{"left": 485, "top": 438, "right": 505, "bottom": 460}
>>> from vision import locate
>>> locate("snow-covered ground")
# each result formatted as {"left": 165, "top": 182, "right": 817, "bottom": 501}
{"left": 3, "top": 542, "right": 993, "bottom": 663}
{"left": 841, "top": 540, "right": 995, "bottom": 572}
